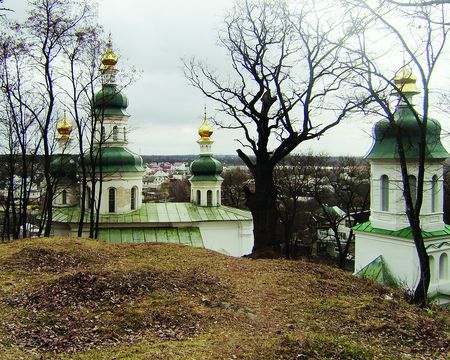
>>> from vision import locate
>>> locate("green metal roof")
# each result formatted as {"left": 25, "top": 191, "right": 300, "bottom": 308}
{"left": 50, "top": 154, "right": 77, "bottom": 181}
{"left": 87, "top": 146, "right": 145, "bottom": 173}
{"left": 355, "top": 255, "right": 398, "bottom": 287}
{"left": 53, "top": 202, "right": 252, "bottom": 224}
{"left": 189, "top": 174, "right": 224, "bottom": 181}
{"left": 366, "top": 105, "right": 449, "bottom": 160}
{"left": 94, "top": 84, "right": 129, "bottom": 116}
{"left": 98, "top": 227, "right": 204, "bottom": 248}
{"left": 425, "top": 241, "right": 450, "bottom": 250}
{"left": 353, "top": 221, "right": 450, "bottom": 239}
{"left": 190, "top": 155, "right": 223, "bottom": 177}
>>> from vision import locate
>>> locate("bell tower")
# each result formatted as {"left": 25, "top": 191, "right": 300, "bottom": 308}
{"left": 189, "top": 109, "right": 223, "bottom": 207}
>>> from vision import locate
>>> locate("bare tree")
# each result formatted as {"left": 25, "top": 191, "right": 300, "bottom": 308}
{"left": 0, "top": 34, "right": 41, "bottom": 240}
{"left": 312, "top": 157, "right": 370, "bottom": 269}
{"left": 19, "top": 0, "right": 97, "bottom": 236}
{"left": 222, "top": 168, "right": 251, "bottom": 209}
{"left": 184, "top": 0, "right": 369, "bottom": 257}
{"left": 274, "top": 154, "right": 320, "bottom": 259}
{"left": 59, "top": 23, "right": 104, "bottom": 237}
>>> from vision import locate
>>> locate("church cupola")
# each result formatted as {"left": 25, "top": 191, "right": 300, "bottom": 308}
{"left": 354, "top": 68, "right": 450, "bottom": 303}
{"left": 366, "top": 66, "right": 449, "bottom": 232}
{"left": 189, "top": 109, "right": 223, "bottom": 207}
{"left": 56, "top": 113, "right": 73, "bottom": 153}
{"left": 86, "top": 36, "right": 144, "bottom": 215}
{"left": 93, "top": 38, "right": 129, "bottom": 145}
{"left": 52, "top": 115, "right": 78, "bottom": 207}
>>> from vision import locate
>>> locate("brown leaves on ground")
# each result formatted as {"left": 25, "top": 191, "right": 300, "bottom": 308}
{"left": 0, "top": 237, "right": 448, "bottom": 359}
{"left": 2, "top": 246, "right": 104, "bottom": 273}
{"left": 2, "top": 262, "right": 231, "bottom": 353}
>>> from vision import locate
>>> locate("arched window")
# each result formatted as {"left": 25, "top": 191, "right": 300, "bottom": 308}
{"left": 439, "top": 253, "right": 448, "bottom": 280}
{"left": 217, "top": 190, "right": 220, "bottom": 205}
{"left": 123, "top": 127, "right": 126, "bottom": 141}
{"left": 381, "top": 175, "right": 389, "bottom": 211}
{"left": 431, "top": 175, "right": 438, "bottom": 212}
{"left": 429, "top": 255, "right": 435, "bottom": 283}
{"left": 112, "top": 126, "right": 118, "bottom": 141}
{"left": 408, "top": 175, "right": 417, "bottom": 204}
{"left": 131, "top": 186, "right": 137, "bottom": 210}
{"left": 101, "top": 126, "right": 106, "bottom": 141}
{"left": 62, "top": 190, "right": 67, "bottom": 205}
{"left": 109, "top": 187, "right": 116, "bottom": 213}
{"left": 197, "top": 190, "right": 201, "bottom": 205}
{"left": 207, "top": 190, "right": 212, "bottom": 206}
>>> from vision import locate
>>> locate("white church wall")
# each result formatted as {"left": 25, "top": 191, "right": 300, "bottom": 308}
{"left": 190, "top": 180, "right": 223, "bottom": 207}
{"left": 199, "top": 220, "right": 253, "bottom": 257}
{"left": 89, "top": 173, "right": 143, "bottom": 215}
{"left": 427, "top": 248, "right": 450, "bottom": 302}
{"left": 355, "top": 232, "right": 419, "bottom": 289}
{"left": 96, "top": 115, "right": 130, "bottom": 145}
{"left": 53, "top": 185, "right": 79, "bottom": 207}
{"left": 355, "top": 231, "right": 450, "bottom": 300}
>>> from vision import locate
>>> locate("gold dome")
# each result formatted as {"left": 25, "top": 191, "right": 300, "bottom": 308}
{"left": 393, "top": 66, "right": 420, "bottom": 96}
{"left": 198, "top": 109, "right": 213, "bottom": 140}
{"left": 101, "top": 39, "right": 118, "bottom": 67}
{"left": 57, "top": 115, "right": 73, "bottom": 139}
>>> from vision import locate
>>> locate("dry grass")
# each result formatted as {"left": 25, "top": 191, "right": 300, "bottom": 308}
{"left": 0, "top": 237, "right": 448, "bottom": 359}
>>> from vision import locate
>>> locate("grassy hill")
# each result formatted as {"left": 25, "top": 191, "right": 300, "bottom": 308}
{"left": 0, "top": 238, "right": 448, "bottom": 359}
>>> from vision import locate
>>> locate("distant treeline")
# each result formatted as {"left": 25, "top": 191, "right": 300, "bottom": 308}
{"left": 141, "top": 154, "right": 248, "bottom": 166}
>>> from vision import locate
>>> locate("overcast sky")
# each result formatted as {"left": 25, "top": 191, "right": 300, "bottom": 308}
{"left": 4, "top": 0, "right": 449, "bottom": 157}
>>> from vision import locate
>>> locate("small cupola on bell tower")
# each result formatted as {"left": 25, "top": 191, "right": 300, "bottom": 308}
{"left": 189, "top": 109, "right": 223, "bottom": 207}
{"left": 51, "top": 114, "right": 78, "bottom": 207}
{"left": 93, "top": 37, "right": 129, "bottom": 146}
{"left": 56, "top": 113, "right": 73, "bottom": 153}
{"left": 366, "top": 66, "right": 449, "bottom": 232}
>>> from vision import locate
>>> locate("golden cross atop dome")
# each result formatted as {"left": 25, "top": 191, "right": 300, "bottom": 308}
{"left": 101, "top": 35, "right": 118, "bottom": 68}
{"left": 57, "top": 113, "right": 73, "bottom": 140}
{"left": 393, "top": 66, "right": 420, "bottom": 97}
{"left": 198, "top": 106, "right": 213, "bottom": 140}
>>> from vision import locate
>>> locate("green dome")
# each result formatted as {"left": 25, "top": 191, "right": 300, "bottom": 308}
{"left": 366, "top": 104, "right": 449, "bottom": 160}
{"left": 50, "top": 154, "right": 77, "bottom": 184}
{"left": 87, "top": 147, "right": 144, "bottom": 173}
{"left": 94, "top": 84, "right": 128, "bottom": 116}
{"left": 190, "top": 155, "right": 223, "bottom": 181}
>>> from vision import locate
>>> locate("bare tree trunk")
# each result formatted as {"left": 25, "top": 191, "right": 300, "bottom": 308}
{"left": 245, "top": 165, "right": 279, "bottom": 256}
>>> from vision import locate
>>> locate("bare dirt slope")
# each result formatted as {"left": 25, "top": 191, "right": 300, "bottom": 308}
{"left": 0, "top": 237, "right": 448, "bottom": 359}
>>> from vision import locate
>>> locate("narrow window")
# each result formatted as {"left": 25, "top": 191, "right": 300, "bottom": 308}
{"left": 217, "top": 190, "right": 220, "bottom": 205}
{"left": 62, "top": 190, "right": 67, "bottom": 205}
{"left": 113, "top": 126, "right": 118, "bottom": 141}
{"left": 381, "top": 175, "right": 389, "bottom": 211}
{"left": 109, "top": 187, "right": 116, "bottom": 213}
{"left": 429, "top": 255, "right": 435, "bottom": 283}
{"left": 431, "top": 175, "right": 438, "bottom": 212}
{"left": 123, "top": 127, "right": 127, "bottom": 141}
{"left": 439, "top": 253, "right": 448, "bottom": 280}
{"left": 101, "top": 126, "right": 106, "bottom": 141}
{"left": 131, "top": 187, "right": 136, "bottom": 210}
{"left": 207, "top": 190, "right": 212, "bottom": 206}
{"left": 197, "top": 190, "right": 201, "bottom": 205}
{"left": 408, "top": 175, "right": 417, "bottom": 204}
